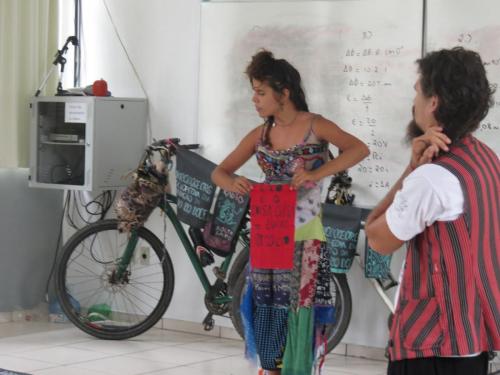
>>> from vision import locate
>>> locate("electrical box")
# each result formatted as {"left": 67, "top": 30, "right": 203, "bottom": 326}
{"left": 29, "top": 96, "right": 147, "bottom": 190}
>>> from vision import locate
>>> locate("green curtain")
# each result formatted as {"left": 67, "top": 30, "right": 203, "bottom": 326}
{"left": 0, "top": 0, "right": 59, "bottom": 168}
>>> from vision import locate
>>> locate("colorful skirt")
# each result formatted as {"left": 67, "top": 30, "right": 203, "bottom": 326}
{"left": 241, "top": 239, "right": 334, "bottom": 374}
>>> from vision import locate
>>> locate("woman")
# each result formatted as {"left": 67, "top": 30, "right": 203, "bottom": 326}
{"left": 212, "top": 50, "right": 369, "bottom": 375}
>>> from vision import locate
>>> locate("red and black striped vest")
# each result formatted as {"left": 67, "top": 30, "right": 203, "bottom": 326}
{"left": 388, "top": 135, "right": 500, "bottom": 361}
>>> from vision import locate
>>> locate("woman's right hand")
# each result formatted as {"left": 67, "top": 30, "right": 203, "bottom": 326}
{"left": 229, "top": 176, "right": 253, "bottom": 195}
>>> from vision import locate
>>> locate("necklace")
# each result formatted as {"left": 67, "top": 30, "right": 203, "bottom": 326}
{"left": 273, "top": 111, "right": 300, "bottom": 128}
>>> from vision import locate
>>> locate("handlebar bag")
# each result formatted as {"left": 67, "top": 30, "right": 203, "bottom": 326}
{"left": 116, "top": 169, "right": 169, "bottom": 233}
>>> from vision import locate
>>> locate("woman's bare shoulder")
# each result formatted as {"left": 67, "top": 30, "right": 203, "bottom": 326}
{"left": 242, "top": 123, "right": 266, "bottom": 144}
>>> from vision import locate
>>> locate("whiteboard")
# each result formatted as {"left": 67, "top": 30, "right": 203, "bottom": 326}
{"left": 427, "top": 0, "right": 500, "bottom": 155}
{"left": 198, "top": 0, "right": 423, "bottom": 207}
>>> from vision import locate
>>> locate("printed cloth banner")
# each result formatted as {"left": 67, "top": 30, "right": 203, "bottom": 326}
{"left": 250, "top": 184, "right": 296, "bottom": 269}
{"left": 322, "top": 204, "right": 363, "bottom": 273}
{"left": 175, "top": 147, "right": 217, "bottom": 228}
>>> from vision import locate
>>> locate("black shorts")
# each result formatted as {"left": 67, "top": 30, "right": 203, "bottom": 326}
{"left": 387, "top": 352, "right": 489, "bottom": 375}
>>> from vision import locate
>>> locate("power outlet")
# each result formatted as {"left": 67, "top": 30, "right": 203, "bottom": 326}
{"left": 138, "top": 246, "right": 150, "bottom": 265}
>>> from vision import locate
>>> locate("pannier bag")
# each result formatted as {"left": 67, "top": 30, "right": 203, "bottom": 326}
{"left": 202, "top": 189, "right": 249, "bottom": 257}
{"left": 322, "top": 203, "right": 362, "bottom": 273}
{"left": 364, "top": 241, "right": 392, "bottom": 279}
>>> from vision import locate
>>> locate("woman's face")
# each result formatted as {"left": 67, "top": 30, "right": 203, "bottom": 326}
{"left": 251, "top": 79, "right": 281, "bottom": 117}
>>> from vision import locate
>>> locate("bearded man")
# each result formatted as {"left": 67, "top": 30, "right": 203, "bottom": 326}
{"left": 366, "top": 47, "right": 499, "bottom": 375}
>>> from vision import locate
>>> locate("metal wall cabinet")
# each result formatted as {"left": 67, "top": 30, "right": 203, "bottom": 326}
{"left": 29, "top": 96, "right": 147, "bottom": 191}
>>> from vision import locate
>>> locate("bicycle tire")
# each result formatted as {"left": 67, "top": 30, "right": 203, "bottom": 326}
{"left": 324, "top": 272, "right": 352, "bottom": 353}
{"left": 229, "top": 270, "right": 247, "bottom": 339}
{"left": 55, "top": 219, "right": 175, "bottom": 340}
{"left": 227, "top": 246, "right": 249, "bottom": 294}
{"left": 229, "top": 267, "right": 352, "bottom": 354}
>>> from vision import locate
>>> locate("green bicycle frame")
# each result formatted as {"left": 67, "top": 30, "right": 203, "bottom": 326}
{"left": 115, "top": 193, "right": 236, "bottom": 305}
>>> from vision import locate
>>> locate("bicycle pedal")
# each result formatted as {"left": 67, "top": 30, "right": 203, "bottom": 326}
{"left": 212, "top": 266, "right": 226, "bottom": 280}
{"left": 202, "top": 313, "right": 215, "bottom": 331}
{"left": 196, "top": 246, "right": 214, "bottom": 267}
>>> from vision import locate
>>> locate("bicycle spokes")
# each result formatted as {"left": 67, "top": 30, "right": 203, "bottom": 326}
{"left": 64, "top": 228, "right": 166, "bottom": 331}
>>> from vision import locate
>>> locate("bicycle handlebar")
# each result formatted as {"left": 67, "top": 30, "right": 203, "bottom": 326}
{"left": 150, "top": 138, "right": 199, "bottom": 150}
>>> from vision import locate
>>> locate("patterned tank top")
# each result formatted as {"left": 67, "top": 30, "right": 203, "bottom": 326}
{"left": 255, "top": 115, "right": 328, "bottom": 239}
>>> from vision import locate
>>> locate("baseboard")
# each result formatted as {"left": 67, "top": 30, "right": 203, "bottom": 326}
{"left": 0, "top": 312, "right": 11, "bottom": 323}
{"left": 160, "top": 317, "right": 386, "bottom": 361}
{"left": 0, "top": 303, "right": 49, "bottom": 324}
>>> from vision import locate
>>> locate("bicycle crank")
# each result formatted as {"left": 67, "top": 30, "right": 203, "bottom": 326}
{"left": 204, "top": 279, "right": 230, "bottom": 315}
{"left": 202, "top": 313, "right": 215, "bottom": 331}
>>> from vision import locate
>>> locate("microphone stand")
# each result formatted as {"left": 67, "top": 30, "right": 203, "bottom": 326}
{"left": 35, "top": 36, "right": 79, "bottom": 97}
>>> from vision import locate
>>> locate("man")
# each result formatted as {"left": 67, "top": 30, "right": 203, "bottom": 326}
{"left": 365, "top": 47, "right": 499, "bottom": 375}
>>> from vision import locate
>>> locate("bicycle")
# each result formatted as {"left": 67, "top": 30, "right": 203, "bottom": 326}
{"left": 54, "top": 138, "right": 352, "bottom": 351}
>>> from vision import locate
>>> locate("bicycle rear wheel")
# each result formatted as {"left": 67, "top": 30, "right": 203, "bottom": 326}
{"left": 324, "top": 273, "right": 352, "bottom": 353}
{"left": 230, "top": 267, "right": 352, "bottom": 354}
{"left": 55, "top": 219, "right": 174, "bottom": 340}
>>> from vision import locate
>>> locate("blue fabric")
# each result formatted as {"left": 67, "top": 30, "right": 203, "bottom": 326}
{"left": 241, "top": 276, "right": 258, "bottom": 365}
{"left": 314, "top": 305, "right": 335, "bottom": 325}
{"left": 252, "top": 269, "right": 291, "bottom": 307}
{"left": 254, "top": 305, "right": 289, "bottom": 370}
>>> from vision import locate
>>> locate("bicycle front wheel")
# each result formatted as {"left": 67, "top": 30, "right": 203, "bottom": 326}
{"left": 55, "top": 219, "right": 174, "bottom": 340}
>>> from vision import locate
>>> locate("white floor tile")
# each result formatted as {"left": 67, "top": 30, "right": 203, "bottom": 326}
{"left": 125, "top": 345, "right": 227, "bottom": 366}
{"left": 34, "top": 365, "right": 111, "bottom": 375}
{"left": 0, "top": 354, "right": 53, "bottom": 372}
{"left": 0, "top": 339, "right": 53, "bottom": 354}
{"left": 140, "top": 366, "right": 207, "bottom": 375}
{"left": 177, "top": 337, "right": 244, "bottom": 356}
{"left": 139, "top": 328, "right": 213, "bottom": 345}
{"left": 68, "top": 338, "right": 164, "bottom": 355}
{"left": 324, "top": 353, "right": 387, "bottom": 374}
{"left": 74, "top": 356, "right": 177, "bottom": 375}
{"left": 10, "top": 346, "right": 112, "bottom": 365}
{"left": 0, "top": 322, "right": 68, "bottom": 338}
{"left": 184, "top": 355, "right": 256, "bottom": 375}
{"left": 0, "top": 322, "right": 391, "bottom": 375}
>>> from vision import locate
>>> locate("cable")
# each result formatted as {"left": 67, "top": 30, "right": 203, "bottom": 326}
{"left": 64, "top": 190, "right": 116, "bottom": 230}
{"left": 45, "top": 191, "right": 70, "bottom": 300}
{"left": 46, "top": 188, "right": 117, "bottom": 300}
{"left": 101, "top": 0, "right": 152, "bottom": 143}
{"left": 73, "top": 0, "right": 82, "bottom": 87}
{"left": 64, "top": 191, "right": 78, "bottom": 230}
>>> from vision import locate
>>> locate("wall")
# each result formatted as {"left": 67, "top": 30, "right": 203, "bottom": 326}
{"left": 61, "top": 0, "right": 212, "bottom": 327}
{"left": 0, "top": 169, "right": 63, "bottom": 311}
{"left": 60, "top": 0, "right": 403, "bottom": 348}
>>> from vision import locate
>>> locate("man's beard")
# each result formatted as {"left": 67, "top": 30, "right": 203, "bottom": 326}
{"left": 405, "top": 106, "right": 424, "bottom": 144}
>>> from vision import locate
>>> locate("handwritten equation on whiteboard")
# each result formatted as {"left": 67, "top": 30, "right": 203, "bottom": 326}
{"left": 341, "top": 31, "right": 408, "bottom": 192}
{"left": 455, "top": 32, "right": 500, "bottom": 137}
{"left": 198, "top": 0, "right": 424, "bottom": 206}
{"left": 427, "top": 0, "right": 500, "bottom": 156}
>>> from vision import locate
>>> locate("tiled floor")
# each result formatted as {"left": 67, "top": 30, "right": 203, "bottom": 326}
{"left": 0, "top": 322, "right": 388, "bottom": 375}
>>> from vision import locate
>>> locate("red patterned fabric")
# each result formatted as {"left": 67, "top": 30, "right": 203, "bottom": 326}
{"left": 250, "top": 184, "right": 296, "bottom": 269}
{"left": 298, "top": 239, "right": 322, "bottom": 307}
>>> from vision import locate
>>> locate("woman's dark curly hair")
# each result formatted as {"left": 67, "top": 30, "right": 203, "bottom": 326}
{"left": 417, "top": 47, "right": 495, "bottom": 142}
{"left": 245, "top": 50, "right": 308, "bottom": 146}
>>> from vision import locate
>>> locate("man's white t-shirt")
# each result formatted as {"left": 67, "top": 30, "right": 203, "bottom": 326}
{"left": 386, "top": 164, "right": 464, "bottom": 241}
